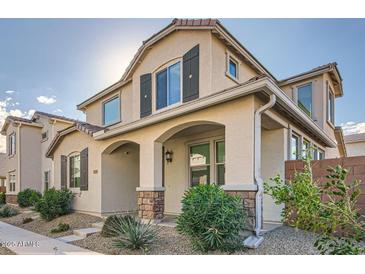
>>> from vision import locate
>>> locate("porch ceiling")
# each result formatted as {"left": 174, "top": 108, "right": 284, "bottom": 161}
{"left": 169, "top": 124, "right": 223, "bottom": 139}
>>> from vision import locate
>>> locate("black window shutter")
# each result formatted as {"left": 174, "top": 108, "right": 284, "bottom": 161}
{"left": 61, "top": 155, "right": 67, "bottom": 190}
{"left": 183, "top": 44, "right": 199, "bottom": 102}
{"left": 140, "top": 73, "right": 152, "bottom": 118}
{"left": 80, "top": 148, "right": 88, "bottom": 191}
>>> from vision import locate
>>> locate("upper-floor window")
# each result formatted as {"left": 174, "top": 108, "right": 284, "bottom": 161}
{"left": 156, "top": 61, "right": 181, "bottom": 110}
{"left": 328, "top": 86, "right": 335, "bottom": 125}
{"left": 69, "top": 154, "right": 80, "bottom": 188}
{"left": 290, "top": 133, "right": 300, "bottom": 160}
{"left": 8, "top": 133, "right": 16, "bottom": 156}
{"left": 229, "top": 58, "right": 238, "bottom": 79}
{"left": 41, "top": 131, "right": 48, "bottom": 141}
{"left": 297, "top": 83, "right": 312, "bottom": 117}
{"left": 103, "top": 96, "right": 120, "bottom": 126}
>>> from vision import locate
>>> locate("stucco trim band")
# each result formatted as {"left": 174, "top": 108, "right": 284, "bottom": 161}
{"left": 221, "top": 184, "right": 258, "bottom": 191}
{"left": 136, "top": 186, "right": 166, "bottom": 192}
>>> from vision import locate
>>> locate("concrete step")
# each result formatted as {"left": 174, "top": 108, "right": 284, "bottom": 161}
{"left": 91, "top": 222, "right": 104, "bottom": 229}
{"left": 57, "top": 234, "right": 84, "bottom": 243}
{"left": 73, "top": 227, "right": 101, "bottom": 237}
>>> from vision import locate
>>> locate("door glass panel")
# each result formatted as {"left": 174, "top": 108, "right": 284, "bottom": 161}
{"left": 191, "top": 166, "right": 210, "bottom": 187}
{"left": 190, "top": 143, "right": 210, "bottom": 166}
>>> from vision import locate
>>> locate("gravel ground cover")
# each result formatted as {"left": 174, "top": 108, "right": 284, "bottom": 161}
{"left": 1, "top": 207, "right": 103, "bottom": 238}
{"left": 73, "top": 225, "right": 320, "bottom": 255}
{"left": 0, "top": 246, "right": 16, "bottom": 255}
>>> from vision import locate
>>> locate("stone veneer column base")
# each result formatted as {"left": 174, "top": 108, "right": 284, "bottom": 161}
{"left": 5, "top": 194, "right": 17, "bottom": 204}
{"left": 137, "top": 191, "right": 164, "bottom": 220}
{"left": 225, "top": 190, "right": 257, "bottom": 230}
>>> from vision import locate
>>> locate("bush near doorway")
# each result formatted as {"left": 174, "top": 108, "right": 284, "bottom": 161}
{"left": 177, "top": 184, "right": 246, "bottom": 253}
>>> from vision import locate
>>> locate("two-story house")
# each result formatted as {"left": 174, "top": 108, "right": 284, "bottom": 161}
{"left": 0, "top": 112, "right": 75, "bottom": 203}
{"left": 45, "top": 19, "right": 346, "bottom": 239}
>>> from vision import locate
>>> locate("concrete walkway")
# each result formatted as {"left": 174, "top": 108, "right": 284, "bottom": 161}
{"left": 0, "top": 221, "right": 100, "bottom": 255}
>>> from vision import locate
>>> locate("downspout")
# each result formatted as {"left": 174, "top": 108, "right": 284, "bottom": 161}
{"left": 254, "top": 93, "right": 276, "bottom": 237}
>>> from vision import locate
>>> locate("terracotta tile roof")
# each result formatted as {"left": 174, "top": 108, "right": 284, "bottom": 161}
{"left": 172, "top": 18, "right": 218, "bottom": 27}
{"left": 344, "top": 132, "right": 365, "bottom": 143}
{"left": 33, "top": 111, "right": 77, "bottom": 123}
{"left": 74, "top": 121, "right": 105, "bottom": 136}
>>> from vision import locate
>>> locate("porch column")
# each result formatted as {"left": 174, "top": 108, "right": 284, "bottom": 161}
{"left": 137, "top": 140, "right": 165, "bottom": 221}
{"left": 223, "top": 121, "right": 257, "bottom": 229}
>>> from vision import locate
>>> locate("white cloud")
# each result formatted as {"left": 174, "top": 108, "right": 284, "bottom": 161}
{"left": 53, "top": 108, "right": 63, "bottom": 113}
{"left": 4, "top": 90, "right": 15, "bottom": 94}
{"left": 340, "top": 121, "right": 365, "bottom": 135}
{"left": 37, "top": 96, "right": 56, "bottom": 105}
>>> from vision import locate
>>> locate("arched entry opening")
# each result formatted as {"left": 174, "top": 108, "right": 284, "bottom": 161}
{"left": 156, "top": 121, "right": 225, "bottom": 216}
{"left": 101, "top": 141, "right": 140, "bottom": 215}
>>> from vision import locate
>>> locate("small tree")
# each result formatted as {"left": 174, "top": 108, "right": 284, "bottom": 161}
{"left": 265, "top": 157, "right": 365, "bottom": 255}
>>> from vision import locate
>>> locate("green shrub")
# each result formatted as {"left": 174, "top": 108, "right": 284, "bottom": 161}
{"left": 265, "top": 156, "right": 365, "bottom": 255}
{"left": 0, "top": 192, "right": 5, "bottom": 205}
{"left": 176, "top": 184, "right": 246, "bottom": 252}
{"left": 102, "top": 215, "right": 158, "bottom": 251}
{"left": 35, "top": 188, "right": 74, "bottom": 221}
{"left": 22, "top": 217, "right": 33, "bottom": 224}
{"left": 17, "top": 188, "right": 42, "bottom": 207}
{"left": 102, "top": 214, "right": 124, "bottom": 237}
{"left": 51, "top": 223, "right": 70, "bottom": 233}
{"left": 0, "top": 205, "right": 18, "bottom": 217}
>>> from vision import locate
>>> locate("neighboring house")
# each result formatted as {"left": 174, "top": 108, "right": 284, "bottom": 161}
{"left": 344, "top": 133, "right": 365, "bottom": 156}
{"left": 0, "top": 153, "right": 7, "bottom": 190}
{"left": 0, "top": 112, "right": 75, "bottom": 203}
{"left": 45, "top": 19, "right": 346, "bottom": 234}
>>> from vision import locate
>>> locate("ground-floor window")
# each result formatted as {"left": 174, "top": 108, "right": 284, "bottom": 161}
{"left": 215, "top": 140, "right": 225, "bottom": 185}
{"left": 290, "top": 133, "right": 300, "bottom": 160}
{"left": 9, "top": 173, "right": 16, "bottom": 192}
{"left": 44, "top": 171, "right": 50, "bottom": 191}
{"left": 313, "top": 146, "right": 325, "bottom": 160}
{"left": 189, "top": 143, "right": 210, "bottom": 187}
{"left": 69, "top": 154, "right": 81, "bottom": 188}
{"left": 189, "top": 139, "right": 225, "bottom": 186}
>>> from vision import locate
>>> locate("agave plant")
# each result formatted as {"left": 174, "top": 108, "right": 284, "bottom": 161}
{"left": 102, "top": 215, "right": 158, "bottom": 251}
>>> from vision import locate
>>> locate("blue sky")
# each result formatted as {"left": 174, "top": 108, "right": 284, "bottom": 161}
{"left": 1, "top": 19, "right": 365, "bottom": 149}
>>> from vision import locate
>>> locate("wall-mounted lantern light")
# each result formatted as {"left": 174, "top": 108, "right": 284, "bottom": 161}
{"left": 165, "top": 150, "right": 173, "bottom": 163}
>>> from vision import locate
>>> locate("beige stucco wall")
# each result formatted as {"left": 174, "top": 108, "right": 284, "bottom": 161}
{"left": 20, "top": 125, "right": 42, "bottom": 192}
{"left": 53, "top": 96, "right": 256, "bottom": 214}
{"left": 262, "top": 128, "right": 287, "bottom": 222}
{"left": 280, "top": 73, "right": 337, "bottom": 148}
{"left": 164, "top": 128, "right": 224, "bottom": 215}
{"left": 4, "top": 123, "right": 20, "bottom": 194}
{"left": 346, "top": 141, "right": 365, "bottom": 157}
{"left": 0, "top": 153, "right": 7, "bottom": 180}
{"left": 84, "top": 30, "right": 259, "bottom": 128}
{"left": 39, "top": 118, "right": 72, "bottom": 191}
{"left": 101, "top": 142, "right": 139, "bottom": 214}
{"left": 53, "top": 131, "right": 103, "bottom": 215}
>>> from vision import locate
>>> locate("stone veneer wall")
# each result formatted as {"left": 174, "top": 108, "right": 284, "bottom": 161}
{"left": 225, "top": 190, "right": 257, "bottom": 230}
{"left": 137, "top": 191, "right": 164, "bottom": 220}
{"left": 5, "top": 194, "right": 17, "bottom": 204}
